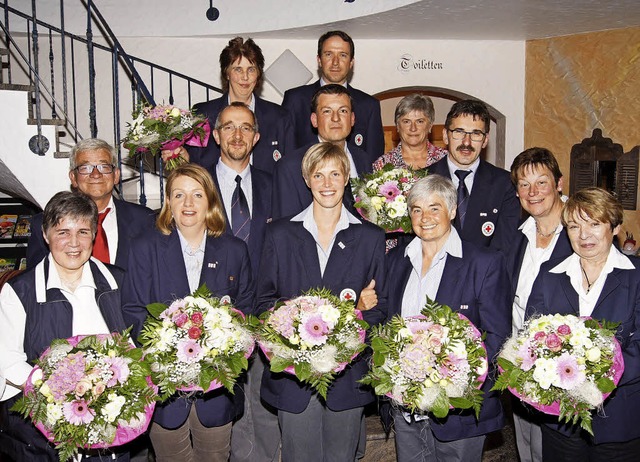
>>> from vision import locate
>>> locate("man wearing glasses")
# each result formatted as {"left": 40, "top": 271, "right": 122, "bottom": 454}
{"left": 26, "top": 138, "right": 156, "bottom": 269}
{"left": 427, "top": 99, "right": 520, "bottom": 252}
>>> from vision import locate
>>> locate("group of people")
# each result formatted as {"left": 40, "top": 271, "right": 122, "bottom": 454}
{"left": 0, "top": 29, "right": 638, "bottom": 462}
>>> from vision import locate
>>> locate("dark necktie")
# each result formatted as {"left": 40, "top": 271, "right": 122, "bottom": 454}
{"left": 454, "top": 170, "right": 471, "bottom": 229}
{"left": 92, "top": 208, "right": 111, "bottom": 263}
{"left": 231, "top": 175, "right": 251, "bottom": 242}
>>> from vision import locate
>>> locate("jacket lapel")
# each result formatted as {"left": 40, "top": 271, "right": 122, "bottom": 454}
{"left": 558, "top": 274, "right": 580, "bottom": 315}
{"left": 323, "top": 225, "right": 358, "bottom": 285}
{"left": 435, "top": 254, "right": 465, "bottom": 309}
{"left": 292, "top": 223, "right": 323, "bottom": 285}
{"left": 161, "top": 233, "right": 191, "bottom": 295}
{"left": 592, "top": 270, "right": 622, "bottom": 318}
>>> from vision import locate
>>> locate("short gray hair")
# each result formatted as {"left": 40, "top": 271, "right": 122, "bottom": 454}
{"left": 394, "top": 94, "right": 435, "bottom": 126}
{"left": 214, "top": 102, "right": 259, "bottom": 133}
{"left": 42, "top": 191, "right": 98, "bottom": 235}
{"left": 407, "top": 174, "right": 457, "bottom": 213}
{"left": 69, "top": 138, "right": 117, "bottom": 170}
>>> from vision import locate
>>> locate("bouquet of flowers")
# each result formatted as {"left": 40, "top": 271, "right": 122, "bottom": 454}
{"left": 351, "top": 163, "right": 428, "bottom": 232}
{"left": 256, "top": 288, "right": 369, "bottom": 399}
{"left": 122, "top": 104, "right": 210, "bottom": 170}
{"left": 12, "top": 332, "right": 157, "bottom": 461}
{"left": 139, "top": 284, "right": 255, "bottom": 400}
{"left": 361, "top": 299, "right": 488, "bottom": 418}
{"left": 493, "top": 314, "right": 624, "bottom": 435}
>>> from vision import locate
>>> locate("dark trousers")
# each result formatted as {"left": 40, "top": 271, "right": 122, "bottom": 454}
{"left": 541, "top": 424, "right": 640, "bottom": 462}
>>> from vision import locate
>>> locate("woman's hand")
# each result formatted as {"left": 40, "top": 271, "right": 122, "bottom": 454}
{"left": 356, "top": 279, "right": 377, "bottom": 311}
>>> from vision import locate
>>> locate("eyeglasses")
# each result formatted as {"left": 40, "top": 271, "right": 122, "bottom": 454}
{"left": 75, "top": 164, "right": 115, "bottom": 175}
{"left": 448, "top": 128, "right": 486, "bottom": 142}
{"left": 218, "top": 123, "right": 256, "bottom": 135}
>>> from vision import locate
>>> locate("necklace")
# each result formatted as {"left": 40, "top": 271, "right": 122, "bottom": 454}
{"left": 579, "top": 261, "right": 593, "bottom": 293}
{"left": 535, "top": 222, "right": 557, "bottom": 238}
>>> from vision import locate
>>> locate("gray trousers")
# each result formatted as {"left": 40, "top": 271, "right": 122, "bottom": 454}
{"left": 393, "top": 409, "right": 486, "bottom": 462}
{"left": 512, "top": 409, "right": 542, "bottom": 462}
{"left": 279, "top": 394, "right": 364, "bottom": 462}
{"left": 231, "top": 353, "right": 281, "bottom": 462}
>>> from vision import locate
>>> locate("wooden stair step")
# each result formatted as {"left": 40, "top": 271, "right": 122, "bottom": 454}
{"left": 27, "top": 118, "right": 66, "bottom": 126}
{"left": 0, "top": 83, "right": 35, "bottom": 92}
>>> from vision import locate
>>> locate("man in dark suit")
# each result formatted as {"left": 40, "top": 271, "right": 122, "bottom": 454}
{"left": 26, "top": 138, "right": 156, "bottom": 270}
{"left": 282, "top": 30, "right": 384, "bottom": 164}
{"left": 208, "top": 101, "right": 278, "bottom": 462}
{"left": 273, "top": 84, "right": 373, "bottom": 219}
{"left": 427, "top": 99, "right": 520, "bottom": 253}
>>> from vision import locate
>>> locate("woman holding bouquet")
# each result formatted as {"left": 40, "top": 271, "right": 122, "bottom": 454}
{"left": 122, "top": 164, "right": 253, "bottom": 462}
{"left": 164, "top": 37, "right": 294, "bottom": 174}
{"left": 385, "top": 175, "right": 511, "bottom": 461}
{"left": 372, "top": 93, "right": 447, "bottom": 172}
{"left": 0, "top": 191, "right": 130, "bottom": 461}
{"left": 526, "top": 187, "right": 640, "bottom": 461}
{"left": 255, "top": 142, "right": 387, "bottom": 462}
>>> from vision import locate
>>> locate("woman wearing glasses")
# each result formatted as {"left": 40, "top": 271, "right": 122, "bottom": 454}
{"left": 122, "top": 164, "right": 254, "bottom": 462}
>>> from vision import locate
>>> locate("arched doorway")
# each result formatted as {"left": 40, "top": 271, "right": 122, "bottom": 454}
{"left": 374, "top": 86, "right": 507, "bottom": 169}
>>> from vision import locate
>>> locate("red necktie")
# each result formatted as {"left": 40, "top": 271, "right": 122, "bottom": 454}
{"left": 92, "top": 208, "right": 111, "bottom": 263}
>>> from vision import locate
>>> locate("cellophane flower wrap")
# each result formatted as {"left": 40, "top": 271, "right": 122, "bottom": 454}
{"left": 12, "top": 332, "right": 157, "bottom": 462}
{"left": 122, "top": 104, "right": 210, "bottom": 170}
{"left": 351, "top": 163, "right": 428, "bottom": 232}
{"left": 139, "top": 284, "right": 254, "bottom": 400}
{"left": 493, "top": 314, "right": 624, "bottom": 435}
{"left": 361, "top": 299, "right": 488, "bottom": 418}
{"left": 257, "top": 288, "right": 369, "bottom": 399}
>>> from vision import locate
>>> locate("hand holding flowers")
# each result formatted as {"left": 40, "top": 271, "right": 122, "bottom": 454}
{"left": 11, "top": 332, "right": 157, "bottom": 461}
{"left": 361, "top": 299, "right": 488, "bottom": 418}
{"left": 139, "top": 284, "right": 254, "bottom": 399}
{"left": 122, "top": 104, "right": 210, "bottom": 170}
{"left": 493, "top": 314, "right": 623, "bottom": 435}
{"left": 351, "top": 164, "right": 428, "bottom": 232}
{"left": 256, "top": 288, "right": 369, "bottom": 399}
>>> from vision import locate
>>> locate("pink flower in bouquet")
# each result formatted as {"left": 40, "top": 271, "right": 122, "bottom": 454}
{"left": 191, "top": 312, "right": 204, "bottom": 326}
{"left": 92, "top": 382, "right": 106, "bottom": 397}
{"left": 399, "top": 342, "right": 434, "bottom": 381}
{"left": 428, "top": 323, "right": 445, "bottom": 336}
{"left": 172, "top": 312, "right": 189, "bottom": 327}
{"left": 517, "top": 340, "right": 537, "bottom": 371}
{"left": 74, "top": 379, "right": 92, "bottom": 398}
{"left": 162, "top": 299, "right": 187, "bottom": 319}
{"left": 533, "top": 331, "right": 546, "bottom": 343}
{"left": 557, "top": 324, "right": 571, "bottom": 336}
{"left": 47, "top": 352, "right": 87, "bottom": 400}
{"left": 406, "top": 320, "right": 433, "bottom": 336}
{"left": 555, "top": 352, "right": 586, "bottom": 390}
{"left": 268, "top": 305, "right": 297, "bottom": 338}
{"left": 63, "top": 399, "right": 95, "bottom": 425}
{"left": 440, "top": 354, "right": 466, "bottom": 378}
{"left": 545, "top": 333, "right": 563, "bottom": 352}
{"left": 426, "top": 334, "right": 444, "bottom": 354}
{"left": 399, "top": 176, "right": 410, "bottom": 184}
{"left": 379, "top": 181, "right": 401, "bottom": 202}
{"left": 299, "top": 314, "right": 330, "bottom": 346}
{"left": 188, "top": 326, "right": 203, "bottom": 340}
{"left": 177, "top": 339, "right": 203, "bottom": 363}
{"left": 297, "top": 297, "right": 318, "bottom": 313}
{"left": 105, "top": 357, "right": 130, "bottom": 387}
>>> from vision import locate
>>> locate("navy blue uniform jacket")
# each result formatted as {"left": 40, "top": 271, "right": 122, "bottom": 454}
{"left": 282, "top": 80, "right": 384, "bottom": 165}
{"left": 122, "top": 230, "right": 254, "bottom": 429}
{"left": 255, "top": 218, "right": 387, "bottom": 413}
{"left": 271, "top": 141, "right": 372, "bottom": 220}
{"left": 526, "top": 255, "right": 640, "bottom": 444}
{"left": 428, "top": 157, "right": 520, "bottom": 253}
{"left": 386, "top": 239, "right": 511, "bottom": 441}
{"left": 188, "top": 94, "right": 295, "bottom": 175}
{"left": 26, "top": 198, "right": 156, "bottom": 270}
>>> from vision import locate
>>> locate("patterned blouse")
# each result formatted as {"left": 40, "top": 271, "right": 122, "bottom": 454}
{"left": 372, "top": 141, "right": 448, "bottom": 172}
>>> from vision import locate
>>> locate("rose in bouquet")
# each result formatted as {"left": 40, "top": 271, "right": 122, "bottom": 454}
{"left": 351, "top": 163, "right": 428, "bottom": 232}
{"left": 493, "top": 314, "right": 624, "bottom": 435}
{"left": 256, "top": 288, "right": 369, "bottom": 399}
{"left": 11, "top": 332, "right": 157, "bottom": 461}
{"left": 361, "top": 299, "right": 488, "bottom": 418}
{"left": 122, "top": 104, "right": 210, "bottom": 170}
{"left": 139, "top": 284, "right": 255, "bottom": 400}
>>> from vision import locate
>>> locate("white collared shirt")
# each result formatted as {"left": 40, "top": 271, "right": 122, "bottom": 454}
{"left": 227, "top": 93, "right": 255, "bottom": 112}
{"left": 0, "top": 256, "right": 113, "bottom": 401}
{"left": 100, "top": 196, "right": 118, "bottom": 264}
{"left": 447, "top": 156, "right": 480, "bottom": 194}
{"left": 401, "top": 228, "right": 463, "bottom": 318}
{"left": 177, "top": 229, "right": 207, "bottom": 293}
{"left": 512, "top": 217, "right": 563, "bottom": 333}
{"left": 550, "top": 245, "right": 635, "bottom": 317}
{"left": 291, "top": 204, "right": 361, "bottom": 276}
{"left": 319, "top": 78, "right": 348, "bottom": 89}
{"left": 216, "top": 159, "right": 253, "bottom": 221}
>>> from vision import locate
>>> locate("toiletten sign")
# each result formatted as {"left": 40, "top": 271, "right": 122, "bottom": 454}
{"left": 397, "top": 54, "right": 444, "bottom": 73}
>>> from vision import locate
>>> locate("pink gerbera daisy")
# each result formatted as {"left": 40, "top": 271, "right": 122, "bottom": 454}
{"left": 176, "top": 339, "right": 203, "bottom": 363}
{"left": 63, "top": 400, "right": 95, "bottom": 425}
{"left": 379, "top": 181, "right": 401, "bottom": 202}
{"left": 299, "top": 314, "right": 329, "bottom": 346}
{"left": 555, "top": 352, "right": 586, "bottom": 390}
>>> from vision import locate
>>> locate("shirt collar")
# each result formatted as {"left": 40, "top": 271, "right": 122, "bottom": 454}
{"left": 320, "top": 77, "right": 348, "bottom": 89}
{"left": 227, "top": 93, "right": 255, "bottom": 112}
{"left": 550, "top": 244, "right": 635, "bottom": 274}
{"left": 291, "top": 203, "right": 361, "bottom": 226}
{"left": 216, "top": 158, "right": 250, "bottom": 182}
{"left": 446, "top": 155, "right": 480, "bottom": 177}
{"left": 404, "top": 226, "right": 463, "bottom": 260}
{"left": 45, "top": 254, "right": 96, "bottom": 292}
{"left": 99, "top": 196, "right": 115, "bottom": 215}
{"left": 176, "top": 229, "right": 207, "bottom": 256}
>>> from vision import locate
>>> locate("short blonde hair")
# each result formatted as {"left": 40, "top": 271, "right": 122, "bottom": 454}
{"left": 301, "top": 142, "right": 350, "bottom": 181}
{"left": 156, "top": 164, "right": 226, "bottom": 236}
{"left": 561, "top": 187, "right": 623, "bottom": 230}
